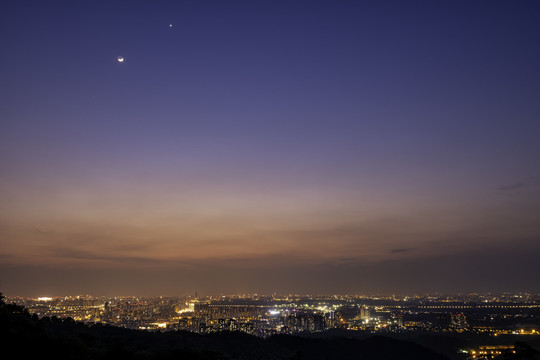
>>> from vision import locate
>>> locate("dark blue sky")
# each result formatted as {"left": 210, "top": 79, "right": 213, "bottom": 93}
{"left": 1, "top": 0, "right": 540, "bottom": 296}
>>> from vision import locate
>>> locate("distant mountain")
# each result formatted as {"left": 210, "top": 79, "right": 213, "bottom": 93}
{"left": 1, "top": 294, "right": 450, "bottom": 359}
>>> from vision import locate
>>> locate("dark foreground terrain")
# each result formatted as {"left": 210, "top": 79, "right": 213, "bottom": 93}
{"left": 1, "top": 295, "right": 537, "bottom": 360}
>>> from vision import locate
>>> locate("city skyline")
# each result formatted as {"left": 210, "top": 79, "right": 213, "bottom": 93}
{"left": 2, "top": 0, "right": 540, "bottom": 297}
{"left": 7, "top": 291, "right": 539, "bottom": 359}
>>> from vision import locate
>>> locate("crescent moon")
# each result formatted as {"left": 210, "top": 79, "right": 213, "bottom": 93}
{"left": 117, "top": 57, "right": 124, "bottom": 63}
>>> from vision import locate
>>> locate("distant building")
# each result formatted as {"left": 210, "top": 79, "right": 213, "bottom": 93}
{"left": 360, "top": 306, "right": 370, "bottom": 320}
{"left": 450, "top": 313, "right": 468, "bottom": 330}
{"left": 355, "top": 306, "right": 370, "bottom": 321}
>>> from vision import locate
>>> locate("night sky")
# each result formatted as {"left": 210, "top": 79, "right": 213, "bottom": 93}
{"left": 2, "top": 0, "right": 540, "bottom": 297}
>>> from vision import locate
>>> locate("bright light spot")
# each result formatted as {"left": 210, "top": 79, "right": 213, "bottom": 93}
{"left": 177, "top": 308, "right": 193, "bottom": 314}
{"left": 269, "top": 310, "right": 280, "bottom": 315}
{"left": 37, "top": 297, "right": 52, "bottom": 301}
{"left": 169, "top": 24, "right": 173, "bottom": 28}
{"left": 117, "top": 57, "right": 124, "bottom": 63}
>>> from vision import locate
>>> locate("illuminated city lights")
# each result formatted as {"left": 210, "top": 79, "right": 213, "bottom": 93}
{"left": 5, "top": 293, "right": 540, "bottom": 340}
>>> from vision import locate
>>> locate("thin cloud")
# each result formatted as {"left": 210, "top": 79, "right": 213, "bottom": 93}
{"left": 498, "top": 183, "right": 525, "bottom": 191}
{"left": 391, "top": 248, "right": 415, "bottom": 254}
{"left": 33, "top": 226, "right": 55, "bottom": 234}
{"left": 49, "top": 248, "right": 160, "bottom": 265}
